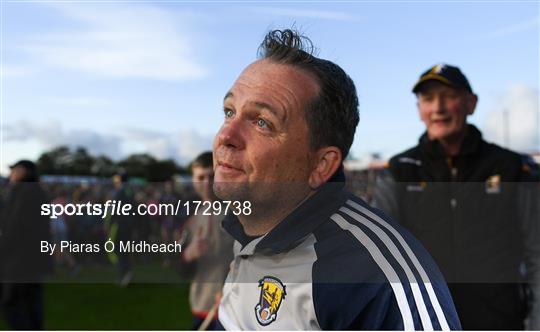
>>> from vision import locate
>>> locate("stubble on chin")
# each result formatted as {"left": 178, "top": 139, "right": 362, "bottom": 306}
{"left": 213, "top": 181, "right": 251, "bottom": 202}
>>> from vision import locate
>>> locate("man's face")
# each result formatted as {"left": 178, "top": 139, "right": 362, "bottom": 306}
{"left": 192, "top": 165, "right": 214, "bottom": 201}
{"left": 417, "top": 81, "right": 477, "bottom": 142}
{"left": 9, "top": 166, "right": 26, "bottom": 183}
{"left": 213, "top": 59, "right": 320, "bottom": 205}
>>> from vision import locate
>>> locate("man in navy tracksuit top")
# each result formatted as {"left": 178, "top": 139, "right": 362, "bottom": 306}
{"left": 211, "top": 28, "right": 461, "bottom": 330}
{"left": 374, "top": 64, "right": 540, "bottom": 329}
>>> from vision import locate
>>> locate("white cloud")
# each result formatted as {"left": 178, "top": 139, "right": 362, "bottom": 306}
{"left": 3, "top": 120, "right": 213, "bottom": 165}
{"left": 19, "top": 4, "right": 208, "bottom": 81}
{"left": 3, "top": 120, "right": 123, "bottom": 158}
{"left": 124, "top": 127, "right": 213, "bottom": 164}
{"left": 483, "top": 85, "right": 539, "bottom": 152}
{"left": 122, "top": 128, "right": 181, "bottom": 160}
{"left": 248, "top": 7, "right": 355, "bottom": 21}
{"left": 176, "top": 129, "right": 214, "bottom": 162}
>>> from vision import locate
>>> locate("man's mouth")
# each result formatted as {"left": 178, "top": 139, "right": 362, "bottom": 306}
{"left": 217, "top": 161, "right": 244, "bottom": 173}
{"left": 431, "top": 118, "right": 451, "bottom": 125}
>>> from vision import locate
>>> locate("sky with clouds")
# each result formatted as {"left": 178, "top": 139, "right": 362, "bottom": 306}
{"left": 1, "top": 1, "right": 539, "bottom": 175}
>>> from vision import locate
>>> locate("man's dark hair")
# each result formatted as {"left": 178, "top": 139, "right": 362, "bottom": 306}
{"left": 192, "top": 151, "right": 213, "bottom": 169}
{"left": 258, "top": 29, "right": 359, "bottom": 158}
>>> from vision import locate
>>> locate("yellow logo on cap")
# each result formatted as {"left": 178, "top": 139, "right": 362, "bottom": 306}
{"left": 432, "top": 64, "right": 446, "bottom": 74}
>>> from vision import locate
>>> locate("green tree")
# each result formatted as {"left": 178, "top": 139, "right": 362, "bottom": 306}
{"left": 36, "top": 146, "right": 72, "bottom": 175}
{"left": 36, "top": 146, "right": 187, "bottom": 179}
{"left": 91, "top": 155, "right": 117, "bottom": 177}
{"left": 118, "top": 154, "right": 157, "bottom": 179}
{"left": 71, "top": 147, "right": 94, "bottom": 175}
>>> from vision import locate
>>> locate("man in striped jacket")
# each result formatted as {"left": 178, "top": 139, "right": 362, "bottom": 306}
{"left": 212, "top": 28, "right": 461, "bottom": 330}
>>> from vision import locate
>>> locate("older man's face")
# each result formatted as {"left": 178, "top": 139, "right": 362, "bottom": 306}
{"left": 417, "top": 81, "right": 477, "bottom": 142}
{"left": 213, "top": 59, "right": 320, "bottom": 204}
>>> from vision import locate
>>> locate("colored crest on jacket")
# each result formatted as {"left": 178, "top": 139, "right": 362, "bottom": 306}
{"left": 254, "top": 276, "right": 286, "bottom": 326}
{"left": 485, "top": 174, "right": 501, "bottom": 194}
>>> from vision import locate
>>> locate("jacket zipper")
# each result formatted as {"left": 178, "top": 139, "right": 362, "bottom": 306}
{"left": 447, "top": 157, "right": 458, "bottom": 210}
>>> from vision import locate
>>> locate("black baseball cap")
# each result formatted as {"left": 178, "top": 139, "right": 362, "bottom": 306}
{"left": 412, "top": 64, "right": 473, "bottom": 94}
{"left": 9, "top": 159, "right": 37, "bottom": 171}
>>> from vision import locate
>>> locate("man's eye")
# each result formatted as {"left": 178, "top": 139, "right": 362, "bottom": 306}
{"left": 224, "top": 108, "right": 234, "bottom": 118}
{"left": 256, "top": 118, "right": 268, "bottom": 128}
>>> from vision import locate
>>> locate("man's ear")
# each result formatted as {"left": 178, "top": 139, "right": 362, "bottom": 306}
{"left": 466, "top": 93, "right": 478, "bottom": 115}
{"left": 308, "top": 146, "right": 342, "bottom": 190}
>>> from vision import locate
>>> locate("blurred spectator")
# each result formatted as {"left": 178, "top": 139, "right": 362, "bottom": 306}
{"left": 0, "top": 160, "right": 52, "bottom": 329}
{"left": 50, "top": 191, "right": 80, "bottom": 276}
{"left": 178, "top": 152, "right": 234, "bottom": 330}
{"left": 108, "top": 173, "right": 136, "bottom": 287}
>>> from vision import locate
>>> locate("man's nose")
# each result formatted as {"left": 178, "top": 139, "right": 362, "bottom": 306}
{"left": 432, "top": 96, "right": 446, "bottom": 113}
{"left": 216, "top": 118, "right": 245, "bottom": 150}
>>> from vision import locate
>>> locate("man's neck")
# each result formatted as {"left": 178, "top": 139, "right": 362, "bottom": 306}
{"left": 437, "top": 127, "right": 468, "bottom": 157}
{"left": 238, "top": 190, "right": 315, "bottom": 237}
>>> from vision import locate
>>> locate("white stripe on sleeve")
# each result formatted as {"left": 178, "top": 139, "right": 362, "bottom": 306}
{"left": 331, "top": 214, "right": 415, "bottom": 330}
{"left": 346, "top": 199, "right": 450, "bottom": 331}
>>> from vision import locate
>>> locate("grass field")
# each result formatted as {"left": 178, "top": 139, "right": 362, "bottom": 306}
{"left": 0, "top": 263, "right": 193, "bottom": 330}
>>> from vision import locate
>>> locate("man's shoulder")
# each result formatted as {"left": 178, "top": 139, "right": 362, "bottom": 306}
{"left": 481, "top": 140, "right": 522, "bottom": 162}
{"left": 384, "top": 146, "right": 424, "bottom": 180}
{"left": 388, "top": 146, "right": 423, "bottom": 169}
{"left": 309, "top": 194, "right": 459, "bottom": 330}
{"left": 479, "top": 140, "right": 530, "bottom": 178}
{"left": 12, "top": 183, "right": 49, "bottom": 206}
{"left": 481, "top": 139, "right": 521, "bottom": 158}
{"left": 311, "top": 194, "right": 439, "bottom": 282}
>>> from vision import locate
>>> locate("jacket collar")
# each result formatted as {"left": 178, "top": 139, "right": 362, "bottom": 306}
{"left": 419, "top": 124, "right": 483, "bottom": 158}
{"left": 222, "top": 166, "right": 348, "bottom": 255}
